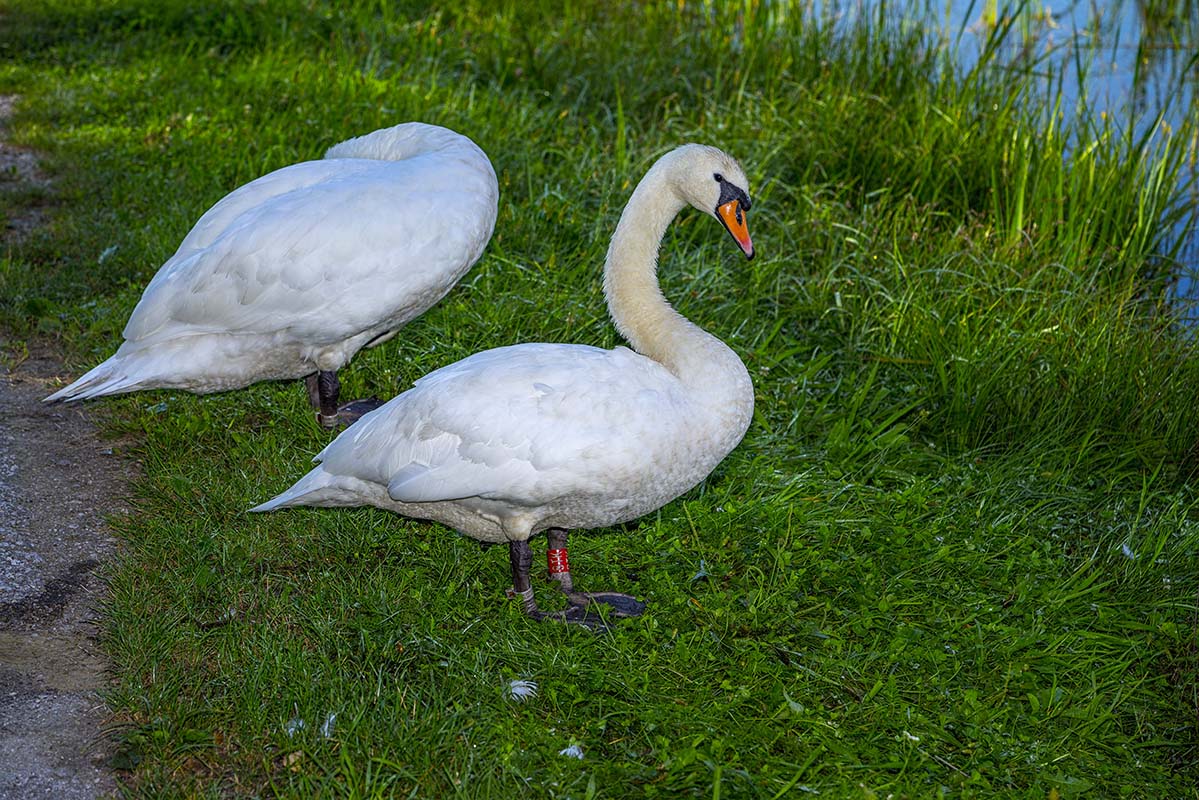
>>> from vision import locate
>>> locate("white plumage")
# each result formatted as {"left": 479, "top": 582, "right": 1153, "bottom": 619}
{"left": 252, "top": 340, "right": 746, "bottom": 540}
{"left": 45, "top": 122, "right": 498, "bottom": 404}
{"left": 252, "top": 143, "right": 756, "bottom": 623}
{"left": 253, "top": 142, "right": 754, "bottom": 539}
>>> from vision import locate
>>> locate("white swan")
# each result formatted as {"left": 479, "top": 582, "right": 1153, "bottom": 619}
{"left": 45, "top": 122, "right": 499, "bottom": 428}
{"left": 251, "top": 143, "right": 755, "bottom": 626}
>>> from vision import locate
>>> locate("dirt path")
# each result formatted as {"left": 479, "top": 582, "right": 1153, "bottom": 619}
{"left": 1, "top": 96, "right": 132, "bottom": 799}
{"left": 0, "top": 95, "right": 47, "bottom": 240}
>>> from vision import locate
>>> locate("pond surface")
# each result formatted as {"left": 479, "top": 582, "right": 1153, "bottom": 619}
{"left": 959, "top": 1, "right": 1196, "bottom": 299}
{"left": 830, "top": 1, "right": 1198, "bottom": 311}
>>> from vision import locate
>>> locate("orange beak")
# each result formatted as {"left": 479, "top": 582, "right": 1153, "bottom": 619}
{"left": 717, "top": 200, "right": 754, "bottom": 259}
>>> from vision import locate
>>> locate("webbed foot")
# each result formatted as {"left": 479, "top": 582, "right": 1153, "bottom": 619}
{"left": 564, "top": 590, "right": 646, "bottom": 618}
{"left": 536, "top": 603, "right": 613, "bottom": 631}
{"left": 333, "top": 397, "right": 384, "bottom": 427}
{"left": 306, "top": 371, "right": 384, "bottom": 429}
{"left": 507, "top": 537, "right": 645, "bottom": 632}
{"left": 545, "top": 529, "right": 646, "bottom": 618}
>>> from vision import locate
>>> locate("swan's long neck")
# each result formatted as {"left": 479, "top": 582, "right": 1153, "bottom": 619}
{"left": 603, "top": 159, "right": 730, "bottom": 381}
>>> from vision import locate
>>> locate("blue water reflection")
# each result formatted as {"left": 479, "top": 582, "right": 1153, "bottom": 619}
{"left": 820, "top": 0, "right": 1197, "bottom": 311}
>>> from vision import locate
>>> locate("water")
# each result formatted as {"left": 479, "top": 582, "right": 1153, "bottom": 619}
{"left": 949, "top": 0, "right": 1198, "bottom": 308}
{"left": 824, "top": 1, "right": 1198, "bottom": 313}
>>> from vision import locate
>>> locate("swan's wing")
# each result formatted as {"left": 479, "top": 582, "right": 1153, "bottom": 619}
{"left": 170, "top": 160, "right": 379, "bottom": 259}
{"left": 315, "top": 344, "right": 689, "bottom": 505}
{"left": 123, "top": 154, "right": 496, "bottom": 344}
{"left": 127, "top": 160, "right": 377, "bottom": 328}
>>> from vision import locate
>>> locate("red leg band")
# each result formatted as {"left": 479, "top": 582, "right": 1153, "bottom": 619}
{"left": 547, "top": 548, "right": 570, "bottom": 576}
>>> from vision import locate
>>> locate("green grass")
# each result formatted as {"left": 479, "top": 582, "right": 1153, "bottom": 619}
{"left": 3, "top": 0, "right": 1199, "bottom": 796}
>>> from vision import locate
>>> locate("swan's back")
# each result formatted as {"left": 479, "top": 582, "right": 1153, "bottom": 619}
{"left": 44, "top": 123, "right": 500, "bottom": 402}
{"left": 125, "top": 142, "right": 497, "bottom": 347}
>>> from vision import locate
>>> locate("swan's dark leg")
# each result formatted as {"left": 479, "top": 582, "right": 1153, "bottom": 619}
{"left": 305, "top": 372, "right": 323, "bottom": 411}
{"left": 546, "top": 529, "right": 646, "bottom": 618}
{"left": 310, "top": 370, "right": 341, "bottom": 428}
{"left": 546, "top": 529, "right": 575, "bottom": 591}
{"left": 305, "top": 370, "right": 383, "bottom": 429}
{"left": 507, "top": 540, "right": 606, "bottom": 629}
{"left": 508, "top": 539, "right": 538, "bottom": 613}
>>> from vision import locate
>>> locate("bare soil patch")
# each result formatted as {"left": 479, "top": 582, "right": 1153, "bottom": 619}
{"left": 0, "top": 94, "right": 50, "bottom": 242}
{"left": 1, "top": 96, "right": 135, "bottom": 800}
{"left": 0, "top": 348, "right": 137, "bottom": 800}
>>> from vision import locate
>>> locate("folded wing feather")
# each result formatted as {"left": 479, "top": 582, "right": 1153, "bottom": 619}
{"left": 122, "top": 155, "right": 494, "bottom": 346}
{"left": 313, "top": 344, "right": 685, "bottom": 506}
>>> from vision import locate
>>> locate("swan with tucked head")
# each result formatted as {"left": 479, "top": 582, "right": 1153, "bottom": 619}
{"left": 252, "top": 143, "right": 755, "bottom": 627}
{"left": 45, "top": 123, "right": 499, "bottom": 428}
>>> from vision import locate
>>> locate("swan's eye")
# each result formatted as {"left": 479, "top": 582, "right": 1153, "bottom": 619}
{"left": 714, "top": 173, "right": 724, "bottom": 183}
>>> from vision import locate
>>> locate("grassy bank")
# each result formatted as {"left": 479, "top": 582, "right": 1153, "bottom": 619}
{"left": 2, "top": 0, "right": 1198, "bottom": 796}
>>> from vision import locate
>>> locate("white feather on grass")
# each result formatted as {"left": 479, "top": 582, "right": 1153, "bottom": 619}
{"left": 504, "top": 678, "right": 539, "bottom": 702}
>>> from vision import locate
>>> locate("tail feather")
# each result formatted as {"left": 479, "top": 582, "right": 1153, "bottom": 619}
{"left": 43, "top": 356, "right": 140, "bottom": 403}
{"left": 249, "top": 466, "right": 340, "bottom": 513}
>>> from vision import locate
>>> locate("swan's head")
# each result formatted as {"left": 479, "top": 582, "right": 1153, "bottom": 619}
{"left": 669, "top": 144, "right": 755, "bottom": 260}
